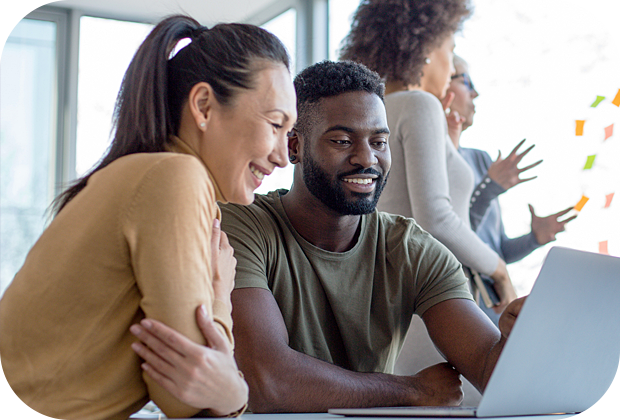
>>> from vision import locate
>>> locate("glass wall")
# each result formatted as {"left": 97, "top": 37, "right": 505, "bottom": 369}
{"left": 76, "top": 17, "right": 153, "bottom": 176}
{"left": 257, "top": 8, "right": 298, "bottom": 194}
{"left": 0, "top": 19, "right": 57, "bottom": 295}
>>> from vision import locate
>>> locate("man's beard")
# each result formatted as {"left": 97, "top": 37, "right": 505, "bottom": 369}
{"left": 302, "top": 153, "right": 388, "bottom": 215}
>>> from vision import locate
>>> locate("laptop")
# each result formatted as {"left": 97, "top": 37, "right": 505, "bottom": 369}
{"left": 329, "top": 247, "right": 620, "bottom": 418}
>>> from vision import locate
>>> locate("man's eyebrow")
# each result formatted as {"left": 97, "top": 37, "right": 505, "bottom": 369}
{"left": 323, "top": 125, "right": 390, "bottom": 135}
{"left": 267, "top": 109, "right": 290, "bottom": 122}
{"left": 324, "top": 125, "right": 355, "bottom": 134}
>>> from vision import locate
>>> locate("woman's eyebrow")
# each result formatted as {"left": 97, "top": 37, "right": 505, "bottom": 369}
{"left": 266, "top": 109, "right": 290, "bottom": 121}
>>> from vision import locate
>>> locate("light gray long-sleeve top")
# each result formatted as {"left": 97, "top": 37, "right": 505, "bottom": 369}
{"left": 379, "top": 90, "right": 499, "bottom": 276}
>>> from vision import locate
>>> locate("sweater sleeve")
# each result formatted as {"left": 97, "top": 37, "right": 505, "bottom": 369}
{"left": 499, "top": 224, "right": 541, "bottom": 264}
{"left": 469, "top": 176, "right": 505, "bottom": 231}
{"left": 396, "top": 93, "right": 500, "bottom": 276}
{"left": 123, "top": 155, "right": 233, "bottom": 418}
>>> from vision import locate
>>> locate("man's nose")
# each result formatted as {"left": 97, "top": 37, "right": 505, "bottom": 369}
{"left": 349, "top": 142, "right": 378, "bottom": 168}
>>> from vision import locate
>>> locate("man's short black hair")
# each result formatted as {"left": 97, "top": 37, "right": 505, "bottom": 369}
{"left": 293, "top": 60, "right": 385, "bottom": 136}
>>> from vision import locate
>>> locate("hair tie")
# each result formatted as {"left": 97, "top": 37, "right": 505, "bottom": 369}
{"left": 168, "top": 27, "right": 209, "bottom": 61}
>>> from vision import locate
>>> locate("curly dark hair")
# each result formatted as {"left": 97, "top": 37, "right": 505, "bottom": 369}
{"left": 293, "top": 60, "right": 384, "bottom": 136}
{"left": 339, "top": 0, "right": 472, "bottom": 86}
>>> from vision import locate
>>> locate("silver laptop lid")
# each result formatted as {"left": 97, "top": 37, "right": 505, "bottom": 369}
{"left": 477, "top": 247, "right": 620, "bottom": 417}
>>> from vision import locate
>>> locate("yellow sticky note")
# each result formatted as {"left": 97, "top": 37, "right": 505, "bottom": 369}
{"left": 599, "top": 241, "right": 609, "bottom": 255}
{"left": 613, "top": 89, "right": 620, "bottom": 107}
{"left": 575, "top": 120, "right": 585, "bottom": 136}
{"left": 605, "top": 193, "right": 614, "bottom": 209}
{"left": 583, "top": 155, "right": 596, "bottom": 170}
{"left": 574, "top": 195, "right": 589, "bottom": 211}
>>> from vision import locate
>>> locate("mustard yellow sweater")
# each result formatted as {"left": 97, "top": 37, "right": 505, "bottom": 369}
{"left": 0, "top": 139, "right": 233, "bottom": 419}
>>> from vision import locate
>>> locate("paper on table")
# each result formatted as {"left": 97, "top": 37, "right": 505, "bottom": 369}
{"left": 613, "top": 89, "right": 620, "bottom": 107}
{"left": 605, "top": 193, "right": 615, "bottom": 209}
{"left": 591, "top": 96, "right": 605, "bottom": 107}
{"left": 583, "top": 155, "right": 596, "bottom": 170}
{"left": 574, "top": 195, "right": 590, "bottom": 211}
{"left": 604, "top": 124, "right": 614, "bottom": 140}
{"left": 599, "top": 241, "right": 609, "bottom": 255}
{"left": 575, "top": 120, "right": 585, "bottom": 136}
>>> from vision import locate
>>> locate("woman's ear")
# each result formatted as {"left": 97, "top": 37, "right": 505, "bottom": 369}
{"left": 187, "top": 82, "right": 214, "bottom": 131}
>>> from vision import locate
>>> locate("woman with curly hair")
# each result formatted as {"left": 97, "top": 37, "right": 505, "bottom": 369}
{"left": 341, "top": 0, "right": 516, "bottom": 310}
{"left": 341, "top": 2, "right": 517, "bottom": 404}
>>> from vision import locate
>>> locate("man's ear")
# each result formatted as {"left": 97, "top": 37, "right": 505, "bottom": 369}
{"left": 187, "top": 82, "right": 215, "bottom": 130}
{"left": 288, "top": 128, "right": 302, "bottom": 163}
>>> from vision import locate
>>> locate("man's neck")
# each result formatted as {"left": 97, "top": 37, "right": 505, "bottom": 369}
{"left": 280, "top": 186, "right": 362, "bottom": 253}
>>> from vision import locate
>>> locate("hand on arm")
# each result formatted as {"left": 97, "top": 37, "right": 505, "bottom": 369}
{"left": 487, "top": 139, "right": 542, "bottom": 190}
{"left": 528, "top": 205, "right": 577, "bottom": 245}
{"left": 232, "top": 287, "right": 463, "bottom": 412}
{"left": 210, "top": 218, "right": 237, "bottom": 314}
{"left": 130, "top": 305, "right": 248, "bottom": 417}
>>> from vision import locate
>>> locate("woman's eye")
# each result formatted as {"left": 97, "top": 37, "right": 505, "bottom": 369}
{"left": 272, "top": 123, "right": 284, "bottom": 130}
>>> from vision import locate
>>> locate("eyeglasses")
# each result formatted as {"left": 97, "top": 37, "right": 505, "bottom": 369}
{"left": 451, "top": 73, "right": 475, "bottom": 92}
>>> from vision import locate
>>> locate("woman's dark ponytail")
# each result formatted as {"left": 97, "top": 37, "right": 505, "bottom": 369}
{"left": 52, "top": 15, "right": 289, "bottom": 215}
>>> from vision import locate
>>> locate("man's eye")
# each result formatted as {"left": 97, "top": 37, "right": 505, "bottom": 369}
{"left": 331, "top": 139, "right": 351, "bottom": 145}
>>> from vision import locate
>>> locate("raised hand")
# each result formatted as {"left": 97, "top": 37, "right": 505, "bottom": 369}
{"left": 487, "top": 139, "right": 543, "bottom": 190}
{"left": 529, "top": 205, "right": 577, "bottom": 245}
{"left": 211, "top": 218, "right": 236, "bottom": 312}
{"left": 130, "top": 305, "right": 248, "bottom": 416}
{"left": 441, "top": 92, "right": 466, "bottom": 148}
{"left": 409, "top": 363, "right": 463, "bottom": 406}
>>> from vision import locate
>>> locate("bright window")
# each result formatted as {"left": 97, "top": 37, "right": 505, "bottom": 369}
{"left": 257, "top": 8, "right": 298, "bottom": 195}
{"left": 76, "top": 17, "right": 153, "bottom": 176}
{"left": 0, "top": 18, "right": 57, "bottom": 295}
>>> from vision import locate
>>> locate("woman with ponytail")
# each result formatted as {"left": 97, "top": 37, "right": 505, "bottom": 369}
{"left": 0, "top": 14, "right": 296, "bottom": 419}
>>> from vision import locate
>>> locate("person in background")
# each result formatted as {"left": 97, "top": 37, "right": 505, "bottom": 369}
{"left": 340, "top": 0, "right": 518, "bottom": 312}
{"left": 447, "top": 55, "right": 577, "bottom": 324}
{"left": 129, "top": 60, "right": 526, "bottom": 413}
{"left": 339, "top": 0, "right": 514, "bottom": 406}
{"left": 0, "top": 14, "right": 296, "bottom": 420}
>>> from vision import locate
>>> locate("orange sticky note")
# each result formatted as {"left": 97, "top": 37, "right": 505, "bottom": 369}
{"left": 605, "top": 193, "right": 614, "bottom": 208}
{"left": 613, "top": 89, "right": 620, "bottom": 107}
{"left": 599, "top": 241, "right": 609, "bottom": 255}
{"left": 575, "top": 120, "right": 585, "bottom": 136}
{"left": 574, "top": 195, "right": 589, "bottom": 211}
{"left": 604, "top": 124, "right": 614, "bottom": 140}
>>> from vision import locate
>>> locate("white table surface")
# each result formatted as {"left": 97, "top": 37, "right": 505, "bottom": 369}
{"left": 133, "top": 412, "right": 576, "bottom": 420}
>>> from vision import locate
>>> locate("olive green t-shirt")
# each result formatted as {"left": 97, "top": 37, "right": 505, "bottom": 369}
{"left": 221, "top": 190, "right": 473, "bottom": 374}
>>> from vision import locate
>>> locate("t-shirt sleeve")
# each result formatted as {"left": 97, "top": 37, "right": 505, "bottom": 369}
{"left": 220, "top": 202, "right": 271, "bottom": 290}
{"left": 123, "top": 155, "right": 228, "bottom": 418}
{"left": 388, "top": 217, "right": 474, "bottom": 317}
{"left": 395, "top": 93, "right": 500, "bottom": 276}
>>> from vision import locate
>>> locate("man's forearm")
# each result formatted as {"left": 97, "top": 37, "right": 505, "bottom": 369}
{"left": 241, "top": 348, "right": 417, "bottom": 413}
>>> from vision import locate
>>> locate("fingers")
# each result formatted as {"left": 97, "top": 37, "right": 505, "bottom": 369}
{"left": 442, "top": 91, "right": 455, "bottom": 111}
{"left": 516, "top": 175, "right": 537, "bottom": 185}
{"left": 141, "top": 362, "right": 178, "bottom": 396}
{"left": 196, "top": 305, "right": 231, "bottom": 353}
{"left": 212, "top": 218, "right": 222, "bottom": 248}
{"left": 528, "top": 204, "right": 535, "bottom": 216}
{"left": 131, "top": 340, "right": 177, "bottom": 379}
{"left": 553, "top": 206, "right": 574, "bottom": 218}
{"left": 561, "top": 214, "right": 578, "bottom": 224}
{"left": 132, "top": 319, "right": 194, "bottom": 358}
{"left": 518, "top": 159, "right": 543, "bottom": 173}
{"left": 508, "top": 139, "right": 527, "bottom": 157}
{"left": 514, "top": 144, "right": 535, "bottom": 162}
